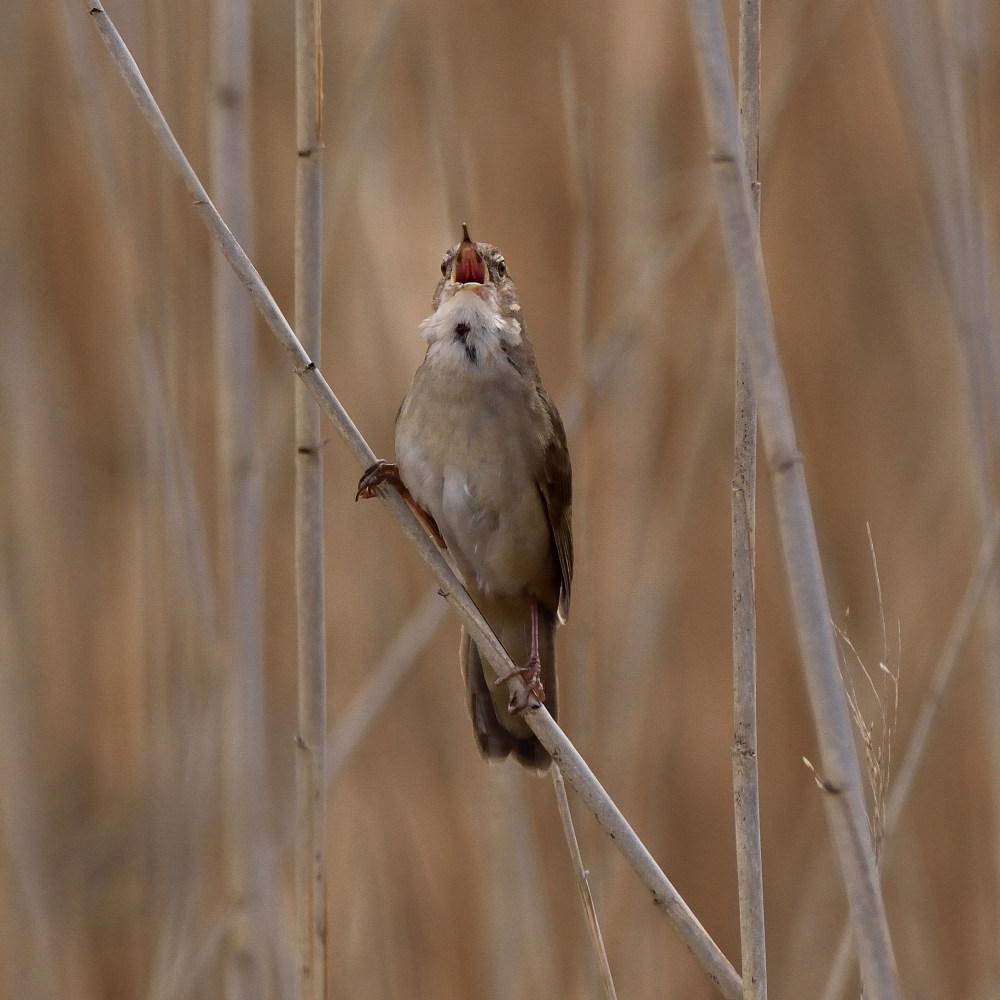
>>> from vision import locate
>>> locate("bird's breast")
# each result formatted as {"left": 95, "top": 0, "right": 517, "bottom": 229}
{"left": 395, "top": 363, "right": 556, "bottom": 601}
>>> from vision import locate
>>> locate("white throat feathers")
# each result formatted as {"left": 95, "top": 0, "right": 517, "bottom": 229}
{"left": 418, "top": 286, "right": 522, "bottom": 368}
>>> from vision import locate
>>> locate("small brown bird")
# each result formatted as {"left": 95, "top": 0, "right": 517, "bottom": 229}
{"left": 357, "top": 226, "right": 573, "bottom": 771}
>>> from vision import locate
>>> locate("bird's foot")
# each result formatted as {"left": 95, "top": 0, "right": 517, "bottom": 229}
{"left": 356, "top": 459, "right": 400, "bottom": 501}
{"left": 494, "top": 654, "right": 545, "bottom": 713}
{"left": 355, "top": 460, "right": 446, "bottom": 548}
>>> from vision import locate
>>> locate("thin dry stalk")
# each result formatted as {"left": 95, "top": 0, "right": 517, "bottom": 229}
{"left": 552, "top": 768, "right": 617, "bottom": 1000}
{"left": 834, "top": 527, "right": 899, "bottom": 867}
{"left": 731, "top": 0, "right": 766, "bottom": 996}
{"left": 685, "top": 1, "right": 900, "bottom": 997}
{"left": 293, "top": 0, "right": 327, "bottom": 998}
{"left": 81, "top": 7, "right": 742, "bottom": 996}
{"left": 821, "top": 509, "right": 1000, "bottom": 1000}
{"left": 208, "top": 0, "right": 270, "bottom": 994}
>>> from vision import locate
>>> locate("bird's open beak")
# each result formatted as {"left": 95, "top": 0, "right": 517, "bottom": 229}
{"left": 452, "top": 224, "right": 488, "bottom": 285}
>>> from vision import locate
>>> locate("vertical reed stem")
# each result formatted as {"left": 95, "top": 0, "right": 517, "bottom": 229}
{"left": 294, "top": 0, "right": 327, "bottom": 997}
{"left": 686, "top": 0, "right": 900, "bottom": 996}
{"left": 732, "top": 1, "right": 767, "bottom": 996}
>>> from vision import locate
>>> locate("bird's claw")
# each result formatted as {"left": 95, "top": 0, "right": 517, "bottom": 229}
{"left": 356, "top": 459, "right": 400, "bottom": 501}
{"left": 494, "top": 655, "right": 545, "bottom": 714}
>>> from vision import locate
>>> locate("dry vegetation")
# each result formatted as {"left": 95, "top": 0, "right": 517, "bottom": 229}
{"left": 2, "top": 1, "right": 999, "bottom": 997}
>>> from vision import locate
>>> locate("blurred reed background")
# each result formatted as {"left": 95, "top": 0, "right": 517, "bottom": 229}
{"left": 1, "top": 1, "right": 999, "bottom": 997}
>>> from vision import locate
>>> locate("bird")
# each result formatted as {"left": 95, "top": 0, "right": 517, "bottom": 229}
{"left": 357, "top": 225, "right": 573, "bottom": 771}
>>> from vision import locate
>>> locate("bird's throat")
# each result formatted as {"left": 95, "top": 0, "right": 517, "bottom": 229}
{"left": 418, "top": 287, "right": 522, "bottom": 365}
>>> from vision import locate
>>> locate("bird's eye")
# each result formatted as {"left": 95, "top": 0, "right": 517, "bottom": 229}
{"left": 496, "top": 258, "right": 507, "bottom": 277}
{"left": 440, "top": 257, "right": 448, "bottom": 276}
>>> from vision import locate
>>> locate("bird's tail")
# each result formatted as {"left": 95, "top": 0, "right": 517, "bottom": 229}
{"left": 461, "top": 607, "right": 557, "bottom": 773}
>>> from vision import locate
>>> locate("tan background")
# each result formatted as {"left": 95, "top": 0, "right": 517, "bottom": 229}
{"left": 1, "top": 1, "right": 998, "bottom": 997}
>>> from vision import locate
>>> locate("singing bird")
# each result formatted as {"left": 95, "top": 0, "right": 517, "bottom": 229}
{"left": 357, "top": 226, "right": 573, "bottom": 771}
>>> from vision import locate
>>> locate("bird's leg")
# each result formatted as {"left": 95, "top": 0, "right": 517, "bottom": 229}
{"left": 356, "top": 460, "right": 445, "bottom": 548}
{"left": 494, "top": 597, "right": 545, "bottom": 713}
